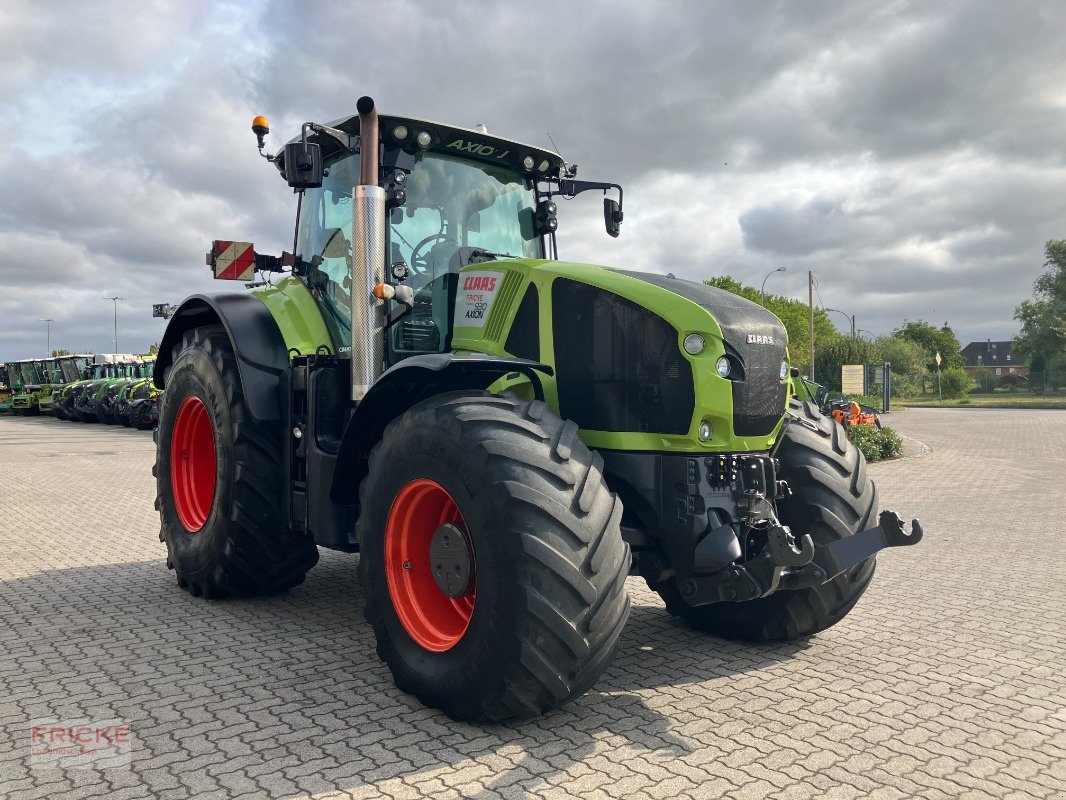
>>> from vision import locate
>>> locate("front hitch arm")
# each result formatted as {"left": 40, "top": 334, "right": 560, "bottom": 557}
{"left": 678, "top": 510, "right": 924, "bottom": 606}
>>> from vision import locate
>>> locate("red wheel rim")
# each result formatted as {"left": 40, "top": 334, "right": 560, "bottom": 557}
{"left": 170, "top": 395, "right": 217, "bottom": 533}
{"left": 385, "top": 479, "right": 475, "bottom": 652}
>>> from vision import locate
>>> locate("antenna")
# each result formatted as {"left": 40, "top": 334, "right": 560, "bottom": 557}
{"left": 546, "top": 132, "right": 575, "bottom": 176}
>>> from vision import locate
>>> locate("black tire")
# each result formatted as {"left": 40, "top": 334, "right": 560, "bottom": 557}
{"left": 358, "top": 392, "right": 631, "bottom": 722}
{"left": 651, "top": 398, "right": 878, "bottom": 641}
{"left": 154, "top": 324, "right": 318, "bottom": 598}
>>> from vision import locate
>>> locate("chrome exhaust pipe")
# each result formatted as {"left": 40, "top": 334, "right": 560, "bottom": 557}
{"left": 351, "top": 96, "right": 384, "bottom": 403}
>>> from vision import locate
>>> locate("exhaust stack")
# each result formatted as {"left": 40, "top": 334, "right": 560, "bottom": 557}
{"left": 350, "top": 96, "right": 384, "bottom": 402}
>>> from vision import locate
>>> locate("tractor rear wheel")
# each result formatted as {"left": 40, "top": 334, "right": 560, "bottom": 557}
{"left": 154, "top": 324, "right": 318, "bottom": 598}
{"left": 651, "top": 398, "right": 878, "bottom": 641}
{"left": 358, "top": 392, "right": 631, "bottom": 721}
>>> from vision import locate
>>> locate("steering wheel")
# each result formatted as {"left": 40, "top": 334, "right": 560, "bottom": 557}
{"left": 409, "top": 233, "right": 458, "bottom": 277}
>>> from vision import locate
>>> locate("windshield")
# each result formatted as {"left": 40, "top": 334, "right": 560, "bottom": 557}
{"left": 19, "top": 363, "right": 41, "bottom": 385}
{"left": 296, "top": 151, "right": 541, "bottom": 354}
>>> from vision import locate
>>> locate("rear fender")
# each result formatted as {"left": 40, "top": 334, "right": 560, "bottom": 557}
{"left": 153, "top": 294, "right": 288, "bottom": 422}
{"left": 329, "top": 354, "right": 552, "bottom": 506}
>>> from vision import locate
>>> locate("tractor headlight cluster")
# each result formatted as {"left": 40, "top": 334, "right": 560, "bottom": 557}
{"left": 715, "top": 356, "right": 732, "bottom": 378}
{"left": 385, "top": 169, "right": 407, "bottom": 209}
{"left": 535, "top": 200, "right": 558, "bottom": 235}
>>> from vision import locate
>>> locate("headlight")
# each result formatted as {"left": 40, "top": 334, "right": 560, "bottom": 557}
{"left": 715, "top": 356, "right": 731, "bottom": 378}
{"left": 780, "top": 360, "right": 789, "bottom": 379}
{"left": 683, "top": 333, "right": 705, "bottom": 355}
{"left": 698, "top": 420, "right": 713, "bottom": 441}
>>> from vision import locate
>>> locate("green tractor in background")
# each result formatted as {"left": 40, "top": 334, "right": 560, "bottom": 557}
{"left": 0, "top": 363, "right": 11, "bottom": 413}
{"left": 117, "top": 375, "right": 162, "bottom": 430}
{"left": 10, "top": 359, "right": 51, "bottom": 415}
{"left": 57, "top": 355, "right": 125, "bottom": 420}
{"left": 153, "top": 97, "right": 922, "bottom": 721}
{"left": 50, "top": 355, "right": 92, "bottom": 420}
{"left": 108, "top": 361, "right": 158, "bottom": 427}
{"left": 76, "top": 360, "right": 148, "bottom": 423}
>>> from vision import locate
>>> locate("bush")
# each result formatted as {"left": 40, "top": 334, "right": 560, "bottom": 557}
{"left": 889, "top": 373, "right": 923, "bottom": 398}
{"left": 848, "top": 393, "right": 883, "bottom": 409}
{"left": 971, "top": 366, "right": 997, "bottom": 393}
{"left": 846, "top": 424, "right": 903, "bottom": 462}
{"left": 937, "top": 366, "right": 973, "bottom": 399}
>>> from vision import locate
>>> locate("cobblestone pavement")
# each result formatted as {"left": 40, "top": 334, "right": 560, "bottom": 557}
{"left": 0, "top": 410, "right": 1063, "bottom": 799}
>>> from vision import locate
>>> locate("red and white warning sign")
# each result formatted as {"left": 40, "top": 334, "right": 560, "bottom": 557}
{"left": 208, "top": 241, "right": 256, "bottom": 281}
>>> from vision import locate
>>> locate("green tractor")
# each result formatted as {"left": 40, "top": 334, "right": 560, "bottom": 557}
{"left": 76, "top": 360, "right": 146, "bottom": 422}
{"left": 116, "top": 373, "right": 162, "bottom": 430}
{"left": 10, "top": 359, "right": 52, "bottom": 415}
{"left": 49, "top": 355, "right": 91, "bottom": 420}
{"left": 0, "top": 363, "right": 11, "bottom": 413}
{"left": 153, "top": 98, "right": 922, "bottom": 721}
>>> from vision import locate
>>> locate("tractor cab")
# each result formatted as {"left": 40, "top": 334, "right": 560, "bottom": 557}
{"left": 271, "top": 111, "right": 621, "bottom": 368}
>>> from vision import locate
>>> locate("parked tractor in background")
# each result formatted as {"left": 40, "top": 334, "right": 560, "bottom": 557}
{"left": 50, "top": 355, "right": 92, "bottom": 420}
{"left": 0, "top": 363, "right": 11, "bottom": 413}
{"left": 116, "top": 375, "right": 161, "bottom": 430}
{"left": 76, "top": 360, "right": 149, "bottom": 423}
{"left": 152, "top": 97, "right": 922, "bottom": 721}
{"left": 61, "top": 355, "right": 138, "bottom": 422}
{"left": 10, "top": 359, "right": 52, "bottom": 415}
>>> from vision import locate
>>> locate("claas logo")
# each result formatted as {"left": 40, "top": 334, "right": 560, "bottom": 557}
{"left": 462, "top": 275, "right": 497, "bottom": 292}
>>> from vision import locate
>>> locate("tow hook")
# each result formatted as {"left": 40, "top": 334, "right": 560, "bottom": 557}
{"left": 677, "top": 510, "right": 925, "bottom": 607}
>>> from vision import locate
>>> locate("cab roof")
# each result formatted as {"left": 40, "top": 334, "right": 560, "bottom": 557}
{"left": 282, "top": 112, "right": 565, "bottom": 178}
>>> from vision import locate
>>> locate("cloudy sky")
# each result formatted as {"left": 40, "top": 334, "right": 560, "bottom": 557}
{"left": 2, "top": 0, "right": 1064, "bottom": 360}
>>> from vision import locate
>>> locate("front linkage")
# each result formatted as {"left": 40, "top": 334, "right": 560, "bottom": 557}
{"left": 643, "top": 441, "right": 924, "bottom": 608}
{"left": 679, "top": 507, "right": 923, "bottom": 607}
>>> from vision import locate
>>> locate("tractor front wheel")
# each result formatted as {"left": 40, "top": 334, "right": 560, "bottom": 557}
{"left": 154, "top": 324, "right": 318, "bottom": 598}
{"left": 358, "top": 392, "right": 631, "bottom": 721}
{"left": 651, "top": 398, "right": 878, "bottom": 641}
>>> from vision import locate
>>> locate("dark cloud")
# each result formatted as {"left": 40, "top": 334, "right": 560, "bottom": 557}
{"left": 2, "top": 0, "right": 1065, "bottom": 360}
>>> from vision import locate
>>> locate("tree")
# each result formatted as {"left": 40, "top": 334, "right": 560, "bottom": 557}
{"left": 148, "top": 342, "right": 160, "bottom": 355}
{"left": 51, "top": 348, "right": 71, "bottom": 357}
{"left": 893, "top": 319, "right": 964, "bottom": 370}
{"left": 705, "top": 276, "right": 840, "bottom": 374}
{"left": 1015, "top": 239, "right": 1066, "bottom": 387}
{"left": 813, "top": 337, "right": 877, "bottom": 391}
{"left": 873, "top": 335, "right": 926, "bottom": 376}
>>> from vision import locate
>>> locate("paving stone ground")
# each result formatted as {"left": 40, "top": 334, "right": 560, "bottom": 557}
{"left": 0, "top": 410, "right": 1063, "bottom": 799}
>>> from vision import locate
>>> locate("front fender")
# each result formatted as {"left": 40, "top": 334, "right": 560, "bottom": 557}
{"left": 329, "top": 353, "right": 553, "bottom": 505}
{"left": 153, "top": 294, "right": 288, "bottom": 423}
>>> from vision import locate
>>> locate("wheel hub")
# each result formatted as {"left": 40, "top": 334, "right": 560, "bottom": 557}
{"left": 429, "top": 523, "right": 473, "bottom": 598}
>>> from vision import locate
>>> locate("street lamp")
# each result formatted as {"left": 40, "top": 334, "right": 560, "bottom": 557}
{"left": 760, "top": 266, "right": 787, "bottom": 306}
{"left": 104, "top": 296, "right": 126, "bottom": 353}
{"left": 825, "top": 307, "right": 856, "bottom": 337}
{"left": 857, "top": 329, "right": 875, "bottom": 341}
{"left": 39, "top": 318, "right": 55, "bottom": 356}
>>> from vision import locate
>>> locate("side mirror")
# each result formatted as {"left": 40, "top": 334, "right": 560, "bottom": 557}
{"left": 283, "top": 142, "right": 323, "bottom": 189}
{"left": 604, "top": 197, "right": 622, "bottom": 238}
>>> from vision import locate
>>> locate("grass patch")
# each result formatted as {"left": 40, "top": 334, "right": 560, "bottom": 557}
{"left": 898, "top": 393, "right": 1066, "bottom": 409}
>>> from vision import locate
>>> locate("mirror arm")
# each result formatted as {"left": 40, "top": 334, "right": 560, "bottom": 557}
{"left": 557, "top": 179, "right": 622, "bottom": 205}
{"left": 303, "top": 122, "right": 359, "bottom": 154}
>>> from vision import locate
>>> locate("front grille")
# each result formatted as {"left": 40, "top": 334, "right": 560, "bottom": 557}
{"left": 611, "top": 271, "right": 788, "bottom": 437}
{"left": 730, "top": 338, "right": 788, "bottom": 435}
{"left": 552, "top": 279, "right": 694, "bottom": 434}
